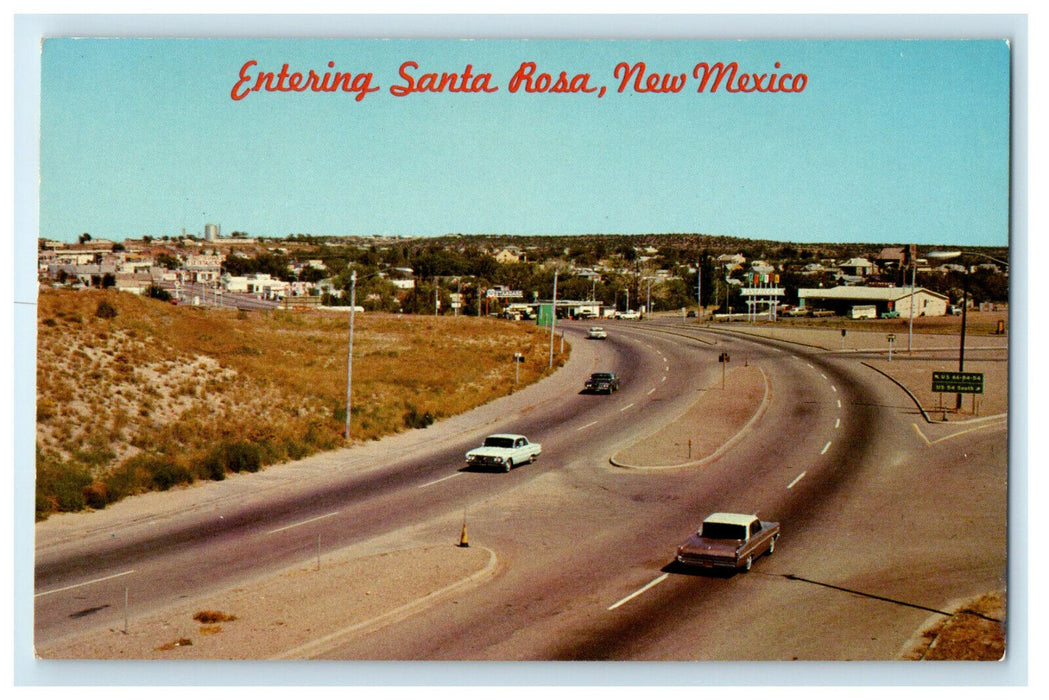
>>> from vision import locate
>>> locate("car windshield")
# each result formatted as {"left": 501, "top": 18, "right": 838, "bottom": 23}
{"left": 701, "top": 523, "right": 747, "bottom": 540}
{"left": 483, "top": 437, "right": 515, "bottom": 448}
{"left": 591, "top": 373, "right": 613, "bottom": 380}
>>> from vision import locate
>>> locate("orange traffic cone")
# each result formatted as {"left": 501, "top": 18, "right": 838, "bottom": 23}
{"left": 458, "top": 519, "right": 470, "bottom": 548}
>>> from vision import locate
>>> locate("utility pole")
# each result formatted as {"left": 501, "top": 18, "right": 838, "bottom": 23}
{"left": 548, "top": 270, "right": 558, "bottom": 369}
{"left": 697, "top": 264, "right": 702, "bottom": 316}
{"left": 957, "top": 277, "right": 968, "bottom": 410}
{"left": 345, "top": 269, "right": 356, "bottom": 441}
{"left": 908, "top": 260, "right": 917, "bottom": 352}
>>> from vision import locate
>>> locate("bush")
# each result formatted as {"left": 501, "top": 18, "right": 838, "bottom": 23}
{"left": 403, "top": 404, "right": 435, "bottom": 429}
{"left": 199, "top": 441, "right": 262, "bottom": 478}
{"left": 95, "top": 300, "right": 118, "bottom": 319}
{"left": 83, "top": 481, "right": 109, "bottom": 510}
{"left": 224, "top": 442, "right": 261, "bottom": 473}
{"left": 36, "top": 456, "right": 93, "bottom": 517}
{"left": 119, "top": 452, "right": 193, "bottom": 491}
{"left": 149, "top": 457, "right": 193, "bottom": 490}
{"left": 146, "top": 285, "right": 171, "bottom": 302}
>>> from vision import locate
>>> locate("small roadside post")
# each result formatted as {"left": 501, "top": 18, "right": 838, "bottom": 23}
{"left": 514, "top": 352, "right": 524, "bottom": 384}
{"left": 887, "top": 333, "right": 896, "bottom": 362}
{"left": 718, "top": 351, "right": 730, "bottom": 389}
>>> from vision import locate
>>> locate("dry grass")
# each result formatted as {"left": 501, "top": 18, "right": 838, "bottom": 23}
{"left": 193, "top": 610, "right": 237, "bottom": 624}
{"left": 35, "top": 289, "right": 568, "bottom": 519}
{"left": 905, "top": 592, "right": 1006, "bottom": 661}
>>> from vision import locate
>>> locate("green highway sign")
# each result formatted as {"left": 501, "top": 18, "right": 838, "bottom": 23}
{"left": 932, "top": 371, "right": 984, "bottom": 394}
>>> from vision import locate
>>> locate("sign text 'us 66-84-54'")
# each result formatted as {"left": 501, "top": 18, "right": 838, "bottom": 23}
{"left": 932, "top": 371, "right": 984, "bottom": 394}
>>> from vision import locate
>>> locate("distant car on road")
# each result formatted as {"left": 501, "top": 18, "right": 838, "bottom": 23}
{"left": 587, "top": 326, "right": 607, "bottom": 339}
{"left": 465, "top": 434, "right": 541, "bottom": 472}
{"left": 675, "top": 512, "right": 780, "bottom": 573}
{"left": 584, "top": 371, "right": 620, "bottom": 394}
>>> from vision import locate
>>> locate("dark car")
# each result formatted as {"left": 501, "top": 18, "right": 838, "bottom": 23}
{"left": 584, "top": 372, "right": 620, "bottom": 394}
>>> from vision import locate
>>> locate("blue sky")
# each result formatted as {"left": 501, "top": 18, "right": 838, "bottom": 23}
{"left": 39, "top": 37, "right": 1011, "bottom": 246}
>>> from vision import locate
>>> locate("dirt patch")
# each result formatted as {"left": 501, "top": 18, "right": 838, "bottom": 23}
{"left": 36, "top": 543, "right": 496, "bottom": 660}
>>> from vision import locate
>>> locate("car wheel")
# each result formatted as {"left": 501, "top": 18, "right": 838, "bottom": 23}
{"left": 743, "top": 555, "right": 753, "bottom": 572}
{"left": 505, "top": 459, "right": 513, "bottom": 473}
{"left": 768, "top": 537, "right": 776, "bottom": 555}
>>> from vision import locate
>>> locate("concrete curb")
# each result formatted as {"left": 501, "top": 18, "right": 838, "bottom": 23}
{"left": 608, "top": 367, "right": 771, "bottom": 471}
{"left": 861, "top": 360, "right": 934, "bottom": 424}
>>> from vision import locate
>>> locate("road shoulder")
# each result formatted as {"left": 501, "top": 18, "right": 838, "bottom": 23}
{"left": 36, "top": 543, "right": 497, "bottom": 660}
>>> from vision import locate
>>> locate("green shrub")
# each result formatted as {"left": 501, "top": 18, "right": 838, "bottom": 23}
{"left": 149, "top": 457, "right": 193, "bottom": 490}
{"left": 95, "top": 300, "right": 118, "bottom": 319}
{"left": 200, "top": 441, "right": 262, "bottom": 477}
{"left": 36, "top": 456, "right": 93, "bottom": 517}
{"left": 403, "top": 404, "right": 434, "bottom": 429}
{"left": 104, "top": 460, "right": 147, "bottom": 502}
{"left": 225, "top": 442, "right": 261, "bottom": 473}
{"left": 119, "top": 452, "right": 193, "bottom": 491}
{"left": 83, "top": 481, "right": 109, "bottom": 510}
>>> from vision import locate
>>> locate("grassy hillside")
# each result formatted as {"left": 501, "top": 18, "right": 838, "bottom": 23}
{"left": 35, "top": 289, "right": 568, "bottom": 519}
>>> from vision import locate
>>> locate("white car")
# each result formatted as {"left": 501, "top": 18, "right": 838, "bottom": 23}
{"left": 587, "top": 326, "right": 607, "bottom": 339}
{"left": 465, "top": 434, "right": 541, "bottom": 472}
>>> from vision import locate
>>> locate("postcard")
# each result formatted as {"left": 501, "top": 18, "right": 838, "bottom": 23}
{"left": 18, "top": 17, "right": 1022, "bottom": 687}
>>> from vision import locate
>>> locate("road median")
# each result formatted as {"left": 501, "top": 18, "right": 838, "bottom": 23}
{"left": 610, "top": 364, "right": 769, "bottom": 469}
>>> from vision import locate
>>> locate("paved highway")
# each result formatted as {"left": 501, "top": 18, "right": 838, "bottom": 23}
{"left": 34, "top": 320, "right": 1007, "bottom": 664}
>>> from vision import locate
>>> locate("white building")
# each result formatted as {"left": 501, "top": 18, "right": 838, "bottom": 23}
{"left": 798, "top": 286, "right": 949, "bottom": 318}
{"left": 223, "top": 273, "right": 289, "bottom": 299}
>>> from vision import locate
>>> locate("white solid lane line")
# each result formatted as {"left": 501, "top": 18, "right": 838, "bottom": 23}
{"left": 608, "top": 573, "right": 669, "bottom": 611}
{"left": 267, "top": 511, "right": 341, "bottom": 534}
{"left": 36, "top": 570, "right": 136, "bottom": 598}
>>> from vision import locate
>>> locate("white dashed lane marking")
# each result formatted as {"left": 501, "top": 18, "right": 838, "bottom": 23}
{"left": 608, "top": 574, "right": 669, "bottom": 611}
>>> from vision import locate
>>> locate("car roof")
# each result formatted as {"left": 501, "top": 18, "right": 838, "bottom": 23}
{"left": 703, "top": 512, "right": 758, "bottom": 526}
{"left": 487, "top": 433, "right": 525, "bottom": 440}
